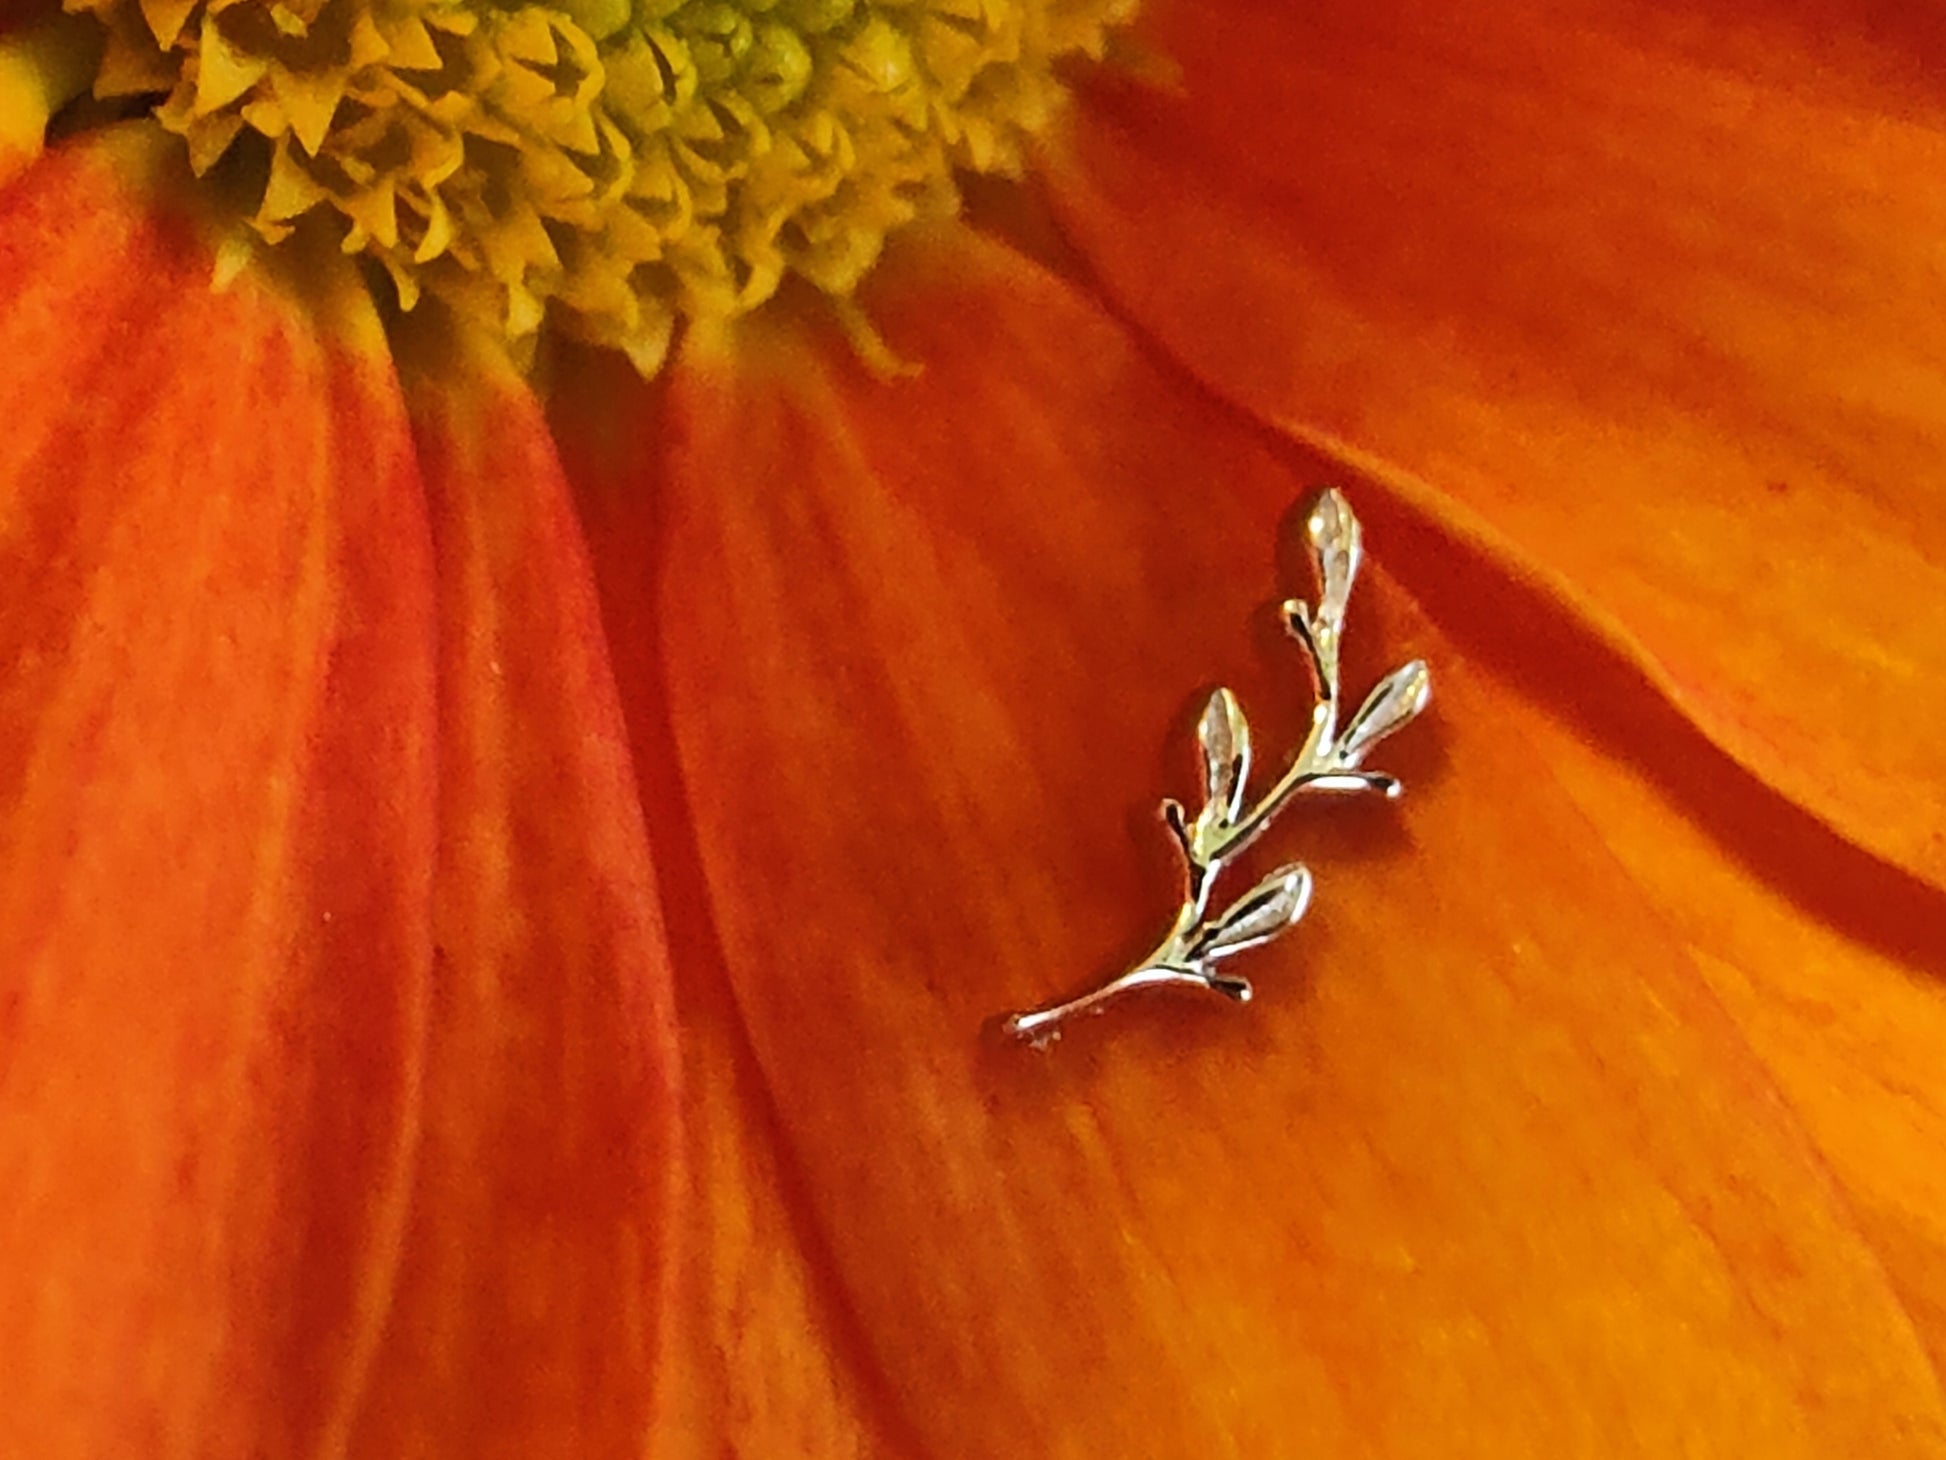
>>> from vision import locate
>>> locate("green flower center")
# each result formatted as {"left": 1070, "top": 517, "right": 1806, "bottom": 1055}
{"left": 69, "top": 0, "right": 1132, "bottom": 364}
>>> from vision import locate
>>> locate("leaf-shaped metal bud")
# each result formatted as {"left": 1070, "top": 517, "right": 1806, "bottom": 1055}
{"left": 1199, "top": 864, "right": 1313, "bottom": 963}
{"left": 1196, "top": 687, "right": 1251, "bottom": 829}
{"left": 1308, "top": 488, "right": 1363, "bottom": 630}
{"left": 1338, "top": 659, "right": 1432, "bottom": 768}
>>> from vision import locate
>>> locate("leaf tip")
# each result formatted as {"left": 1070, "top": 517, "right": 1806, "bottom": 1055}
{"left": 1197, "top": 686, "right": 1252, "bottom": 825}
{"left": 1309, "top": 486, "right": 1352, "bottom": 539}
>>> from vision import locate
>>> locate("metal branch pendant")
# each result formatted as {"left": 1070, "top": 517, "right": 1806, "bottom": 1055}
{"left": 1001, "top": 491, "right": 1430, "bottom": 1046}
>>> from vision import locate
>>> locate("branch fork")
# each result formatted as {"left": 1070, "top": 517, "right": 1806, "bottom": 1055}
{"left": 1002, "top": 491, "right": 1430, "bottom": 1046}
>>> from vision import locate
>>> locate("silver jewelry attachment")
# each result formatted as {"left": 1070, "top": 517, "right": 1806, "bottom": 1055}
{"left": 1000, "top": 490, "right": 1430, "bottom": 1046}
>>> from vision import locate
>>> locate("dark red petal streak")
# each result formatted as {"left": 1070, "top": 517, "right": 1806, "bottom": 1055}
{"left": 0, "top": 133, "right": 437, "bottom": 1457}
{"left": 1043, "top": 0, "right": 1946, "bottom": 885}
{"left": 586, "top": 228, "right": 1946, "bottom": 1455}
{"left": 353, "top": 330, "right": 680, "bottom": 1458}
{"left": 552, "top": 347, "right": 911, "bottom": 1460}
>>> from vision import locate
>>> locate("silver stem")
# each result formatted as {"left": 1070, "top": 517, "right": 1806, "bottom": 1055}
{"left": 1001, "top": 961, "right": 1250, "bottom": 1044}
{"left": 1209, "top": 703, "right": 1339, "bottom": 861}
{"left": 999, "top": 490, "right": 1427, "bottom": 1046}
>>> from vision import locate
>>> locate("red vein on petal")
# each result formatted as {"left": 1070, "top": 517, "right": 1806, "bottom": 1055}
{"left": 548, "top": 338, "right": 933, "bottom": 1460}
{"left": 360, "top": 328, "right": 680, "bottom": 1459}
{"left": 299, "top": 303, "right": 438, "bottom": 1460}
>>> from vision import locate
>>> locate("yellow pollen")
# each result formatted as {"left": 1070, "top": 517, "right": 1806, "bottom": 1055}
{"left": 64, "top": 0, "right": 1135, "bottom": 366}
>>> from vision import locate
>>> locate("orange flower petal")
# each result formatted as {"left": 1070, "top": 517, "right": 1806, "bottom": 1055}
{"left": 560, "top": 229, "right": 1946, "bottom": 1453}
{"left": 1041, "top": 0, "right": 1946, "bottom": 885}
{"left": 355, "top": 330, "right": 681, "bottom": 1457}
{"left": 551, "top": 350, "right": 905, "bottom": 1459}
{"left": 0, "top": 134, "right": 437, "bottom": 1455}
{"left": 1459, "top": 606, "right": 1946, "bottom": 1373}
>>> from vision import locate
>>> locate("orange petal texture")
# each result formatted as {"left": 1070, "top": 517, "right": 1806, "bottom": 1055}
{"left": 551, "top": 228, "right": 1946, "bottom": 1457}
{"left": 0, "top": 136, "right": 680, "bottom": 1457}
{"left": 5, "top": 0, "right": 1946, "bottom": 1446}
{"left": 1487, "top": 643, "right": 1946, "bottom": 1376}
{"left": 555, "top": 355, "right": 899, "bottom": 1460}
{"left": 1042, "top": 0, "right": 1946, "bottom": 885}
{"left": 363, "top": 330, "right": 682, "bottom": 1459}
{"left": 0, "top": 133, "right": 437, "bottom": 1456}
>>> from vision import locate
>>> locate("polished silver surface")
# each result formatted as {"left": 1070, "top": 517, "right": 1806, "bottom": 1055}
{"left": 1001, "top": 490, "right": 1430, "bottom": 1046}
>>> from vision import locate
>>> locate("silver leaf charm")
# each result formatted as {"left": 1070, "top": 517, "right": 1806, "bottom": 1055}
{"left": 1338, "top": 659, "right": 1431, "bottom": 768}
{"left": 1001, "top": 491, "right": 1430, "bottom": 1046}
{"left": 1309, "top": 488, "right": 1363, "bottom": 638}
{"left": 1194, "top": 687, "right": 1252, "bottom": 843}
{"left": 1195, "top": 865, "right": 1313, "bottom": 964}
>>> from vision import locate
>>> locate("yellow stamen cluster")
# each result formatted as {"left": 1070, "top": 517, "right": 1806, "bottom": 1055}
{"left": 70, "top": 0, "right": 1132, "bottom": 364}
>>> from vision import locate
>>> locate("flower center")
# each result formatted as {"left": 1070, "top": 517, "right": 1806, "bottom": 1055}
{"left": 69, "top": 0, "right": 1132, "bottom": 364}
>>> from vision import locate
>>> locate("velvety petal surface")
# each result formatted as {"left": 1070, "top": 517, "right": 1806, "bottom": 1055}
{"left": 0, "top": 133, "right": 437, "bottom": 1457}
{"left": 1313, "top": 482, "right": 1946, "bottom": 1380}
{"left": 359, "top": 328, "right": 683, "bottom": 1458}
{"left": 559, "top": 228, "right": 1946, "bottom": 1456}
{"left": 1458, "top": 605, "right": 1946, "bottom": 1373}
{"left": 554, "top": 355, "right": 903, "bottom": 1460}
{"left": 1041, "top": 0, "right": 1946, "bottom": 885}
